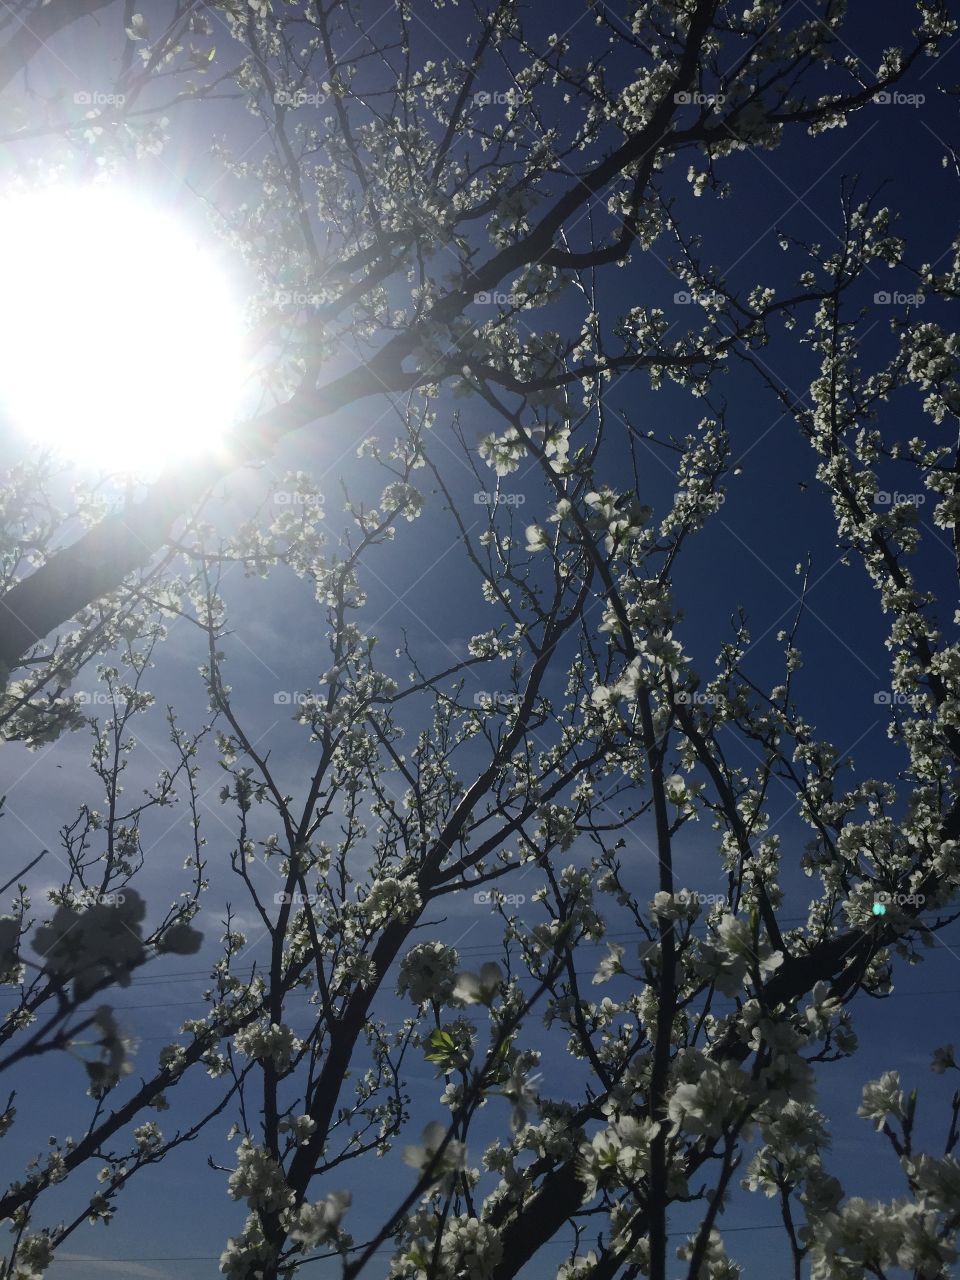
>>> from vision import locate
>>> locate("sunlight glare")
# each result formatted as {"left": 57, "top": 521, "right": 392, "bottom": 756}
{"left": 0, "top": 184, "right": 247, "bottom": 476}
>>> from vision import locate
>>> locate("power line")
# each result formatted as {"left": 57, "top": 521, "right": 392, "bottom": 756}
{"left": 93, "top": 924, "right": 960, "bottom": 991}
{"left": 105, "top": 980, "right": 960, "bottom": 1017}
{"left": 50, "top": 1223, "right": 787, "bottom": 1264}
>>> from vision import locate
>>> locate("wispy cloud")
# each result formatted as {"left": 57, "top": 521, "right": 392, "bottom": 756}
{"left": 54, "top": 1255, "right": 173, "bottom": 1279}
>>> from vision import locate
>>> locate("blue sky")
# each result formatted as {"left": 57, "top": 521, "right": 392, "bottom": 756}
{"left": 2, "top": 0, "right": 960, "bottom": 1276}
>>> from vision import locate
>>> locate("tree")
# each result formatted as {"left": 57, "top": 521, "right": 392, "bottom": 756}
{"left": 1, "top": 2, "right": 960, "bottom": 1278}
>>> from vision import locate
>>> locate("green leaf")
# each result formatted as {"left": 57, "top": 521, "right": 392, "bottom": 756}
{"left": 424, "top": 1028, "right": 458, "bottom": 1066}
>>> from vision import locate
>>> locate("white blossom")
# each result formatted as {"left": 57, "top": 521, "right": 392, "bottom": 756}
{"left": 398, "top": 941, "right": 459, "bottom": 1005}
{"left": 286, "top": 1190, "right": 351, "bottom": 1247}
{"left": 437, "top": 1214, "right": 503, "bottom": 1280}
{"left": 13, "top": 1232, "right": 55, "bottom": 1280}
{"left": 858, "top": 1071, "right": 907, "bottom": 1131}
{"left": 227, "top": 1137, "right": 293, "bottom": 1212}
{"left": 452, "top": 962, "right": 504, "bottom": 1005}
{"left": 32, "top": 891, "right": 148, "bottom": 997}
{"left": 403, "top": 1120, "right": 466, "bottom": 1188}
{"left": 234, "top": 1021, "right": 302, "bottom": 1073}
{"left": 592, "top": 942, "right": 624, "bottom": 985}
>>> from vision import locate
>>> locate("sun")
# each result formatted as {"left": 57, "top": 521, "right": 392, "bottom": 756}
{"left": 0, "top": 183, "right": 247, "bottom": 477}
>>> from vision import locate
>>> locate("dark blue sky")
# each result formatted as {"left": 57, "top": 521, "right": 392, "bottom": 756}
{"left": 2, "top": 1, "right": 960, "bottom": 1276}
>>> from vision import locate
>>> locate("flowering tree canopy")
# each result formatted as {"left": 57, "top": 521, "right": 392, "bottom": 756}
{"left": 1, "top": 2, "right": 960, "bottom": 1279}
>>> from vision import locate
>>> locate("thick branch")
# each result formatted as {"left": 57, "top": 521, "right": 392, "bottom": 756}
{"left": 0, "top": 359, "right": 414, "bottom": 676}
{"left": 0, "top": 0, "right": 114, "bottom": 94}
